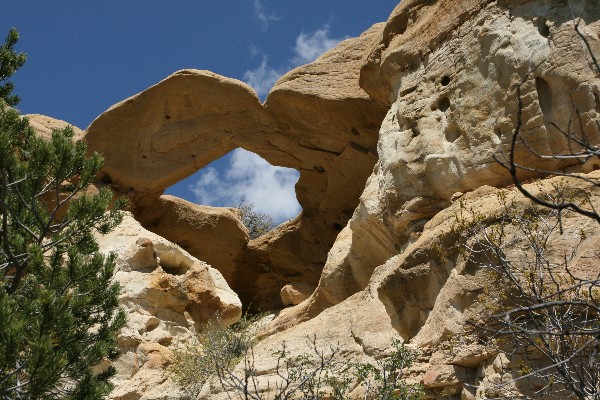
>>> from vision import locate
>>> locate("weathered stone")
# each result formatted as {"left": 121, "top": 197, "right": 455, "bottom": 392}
{"left": 271, "top": 0, "right": 600, "bottom": 333}
{"left": 280, "top": 282, "right": 315, "bottom": 306}
{"left": 85, "top": 23, "right": 388, "bottom": 311}
{"left": 134, "top": 195, "right": 249, "bottom": 282}
{"left": 96, "top": 213, "right": 241, "bottom": 399}
{"left": 422, "top": 364, "right": 473, "bottom": 388}
{"left": 53, "top": 1, "right": 600, "bottom": 399}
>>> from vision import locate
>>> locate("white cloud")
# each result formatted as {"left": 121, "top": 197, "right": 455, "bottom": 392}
{"left": 292, "top": 25, "right": 345, "bottom": 65}
{"left": 253, "top": 0, "right": 280, "bottom": 32}
{"left": 188, "top": 148, "right": 301, "bottom": 223}
{"left": 243, "top": 24, "right": 345, "bottom": 99}
{"left": 243, "top": 56, "right": 284, "bottom": 98}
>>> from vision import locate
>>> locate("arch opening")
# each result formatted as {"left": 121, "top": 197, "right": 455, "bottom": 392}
{"left": 165, "top": 147, "right": 302, "bottom": 226}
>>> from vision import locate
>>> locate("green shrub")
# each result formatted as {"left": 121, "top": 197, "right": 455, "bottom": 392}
{"left": 171, "top": 315, "right": 422, "bottom": 400}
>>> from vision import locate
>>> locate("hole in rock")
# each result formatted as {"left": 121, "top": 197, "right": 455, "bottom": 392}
{"left": 536, "top": 17, "right": 550, "bottom": 38}
{"left": 165, "top": 148, "right": 302, "bottom": 229}
{"left": 494, "top": 127, "right": 502, "bottom": 140}
{"left": 400, "top": 85, "right": 417, "bottom": 97}
{"left": 438, "top": 97, "right": 451, "bottom": 112}
{"left": 411, "top": 124, "right": 420, "bottom": 137}
{"left": 445, "top": 123, "right": 462, "bottom": 143}
{"left": 535, "top": 76, "right": 553, "bottom": 118}
{"left": 155, "top": 244, "right": 193, "bottom": 275}
{"left": 440, "top": 75, "right": 451, "bottom": 86}
{"left": 594, "top": 92, "right": 600, "bottom": 114}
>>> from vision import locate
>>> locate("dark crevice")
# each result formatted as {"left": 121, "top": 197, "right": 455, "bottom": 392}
{"left": 536, "top": 16, "right": 550, "bottom": 38}
{"left": 445, "top": 124, "right": 461, "bottom": 143}
{"left": 438, "top": 97, "right": 451, "bottom": 112}
{"left": 536, "top": 76, "right": 553, "bottom": 118}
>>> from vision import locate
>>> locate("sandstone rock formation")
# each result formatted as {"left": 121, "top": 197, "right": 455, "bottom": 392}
{"left": 84, "top": 24, "right": 388, "bottom": 311}
{"left": 56, "top": 0, "right": 600, "bottom": 398}
{"left": 26, "top": 113, "right": 85, "bottom": 141}
{"left": 96, "top": 213, "right": 241, "bottom": 399}
{"left": 134, "top": 195, "right": 249, "bottom": 283}
{"left": 203, "top": 172, "right": 600, "bottom": 399}
{"left": 272, "top": 0, "right": 600, "bottom": 331}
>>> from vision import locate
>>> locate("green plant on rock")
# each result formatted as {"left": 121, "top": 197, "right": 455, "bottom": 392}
{"left": 237, "top": 197, "right": 275, "bottom": 239}
{"left": 353, "top": 340, "right": 422, "bottom": 400}
{"left": 172, "top": 316, "right": 422, "bottom": 400}
{"left": 0, "top": 28, "right": 126, "bottom": 399}
{"left": 171, "top": 313, "right": 261, "bottom": 398}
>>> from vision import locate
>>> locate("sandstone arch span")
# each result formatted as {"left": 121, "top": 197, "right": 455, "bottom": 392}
{"left": 84, "top": 23, "right": 388, "bottom": 310}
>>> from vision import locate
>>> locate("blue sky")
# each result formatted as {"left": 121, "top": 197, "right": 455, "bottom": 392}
{"left": 3, "top": 1, "right": 396, "bottom": 223}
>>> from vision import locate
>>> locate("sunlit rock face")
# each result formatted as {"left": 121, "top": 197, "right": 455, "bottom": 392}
{"left": 133, "top": 195, "right": 249, "bottom": 284}
{"left": 71, "top": 0, "right": 600, "bottom": 398}
{"left": 273, "top": 0, "right": 600, "bottom": 330}
{"left": 95, "top": 213, "right": 241, "bottom": 400}
{"left": 249, "top": 0, "right": 600, "bottom": 398}
{"left": 85, "top": 24, "right": 388, "bottom": 310}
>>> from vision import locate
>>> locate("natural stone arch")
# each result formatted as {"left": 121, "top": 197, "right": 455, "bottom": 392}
{"left": 85, "top": 24, "right": 388, "bottom": 310}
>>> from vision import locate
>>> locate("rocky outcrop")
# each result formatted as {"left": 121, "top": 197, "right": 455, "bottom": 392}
{"left": 26, "top": 113, "right": 85, "bottom": 141}
{"left": 85, "top": 24, "right": 388, "bottom": 310}
{"left": 48, "top": 0, "right": 599, "bottom": 398}
{"left": 272, "top": 0, "right": 600, "bottom": 330}
{"left": 206, "top": 172, "right": 600, "bottom": 399}
{"left": 96, "top": 213, "right": 241, "bottom": 399}
{"left": 134, "top": 195, "right": 249, "bottom": 283}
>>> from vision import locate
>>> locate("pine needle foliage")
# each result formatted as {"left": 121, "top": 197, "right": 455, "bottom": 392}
{"left": 0, "top": 28, "right": 126, "bottom": 399}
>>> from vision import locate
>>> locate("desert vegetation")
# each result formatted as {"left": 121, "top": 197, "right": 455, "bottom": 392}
{"left": 0, "top": 28, "right": 126, "bottom": 399}
{"left": 171, "top": 314, "right": 423, "bottom": 400}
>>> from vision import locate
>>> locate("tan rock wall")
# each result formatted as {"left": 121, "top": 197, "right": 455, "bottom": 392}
{"left": 96, "top": 213, "right": 242, "bottom": 399}
{"left": 274, "top": 0, "right": 600, "bottom": 330}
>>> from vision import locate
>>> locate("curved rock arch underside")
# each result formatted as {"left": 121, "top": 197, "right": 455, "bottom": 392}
{"left": 60, "top": 0, "right": 600, "bottom": 398}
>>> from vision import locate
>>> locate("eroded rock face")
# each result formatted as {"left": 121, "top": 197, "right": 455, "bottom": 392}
{"left": 273, "top": 0, "right": 600, "bottom": 330}
{"left": 225, "top": 172, "right": 600, "bottom": 399}
{"left": 361, "top": 0, "right": 600, "bottom": 203}
{"left": 96, "top": 213, "right": 241, "bottom": 399}
{"left": 134, "top": 195, "right": 249, "bottom": 283}
{"left": 47, "top": 0, "right": 599, "bottom": 398}
{"left": 85, "top": 24, "right": 388, "bottom": 310}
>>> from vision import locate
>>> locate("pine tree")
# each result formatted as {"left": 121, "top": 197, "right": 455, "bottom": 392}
{"left": 0, "top": 28, "right": 126, "bottom": 399}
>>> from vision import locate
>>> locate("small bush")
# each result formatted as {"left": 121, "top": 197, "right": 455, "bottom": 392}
{"left": 171, "top": 314, "right": 261, "bottom": 398}
{"left": 237, "top": 198, "right": 275, "bottom": 239}
{"left": 171, "top": 315, "right": 422, "bottom": 400}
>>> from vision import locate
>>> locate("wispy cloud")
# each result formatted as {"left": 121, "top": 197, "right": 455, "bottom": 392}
{"left": 243, "top": 56, "right": 284, "bottom": 99}
{"left": 243, "top": 24, "right": 346, "bottom": 98}
{"left": 189, "top": 148, "right": 301, "bottom": 223}
{"left": 253, "top": 0, "right": 280, "bottom": 32}
{"left": 292, "top": 25, "right": 345, "bottom": 65}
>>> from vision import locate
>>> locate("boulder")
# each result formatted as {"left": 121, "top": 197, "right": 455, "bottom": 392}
{"left": 134, "top": 195, "right": 249, "bottom": 283}
{"left": 280, "top": 282, "right": 315, "bottom": 306}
